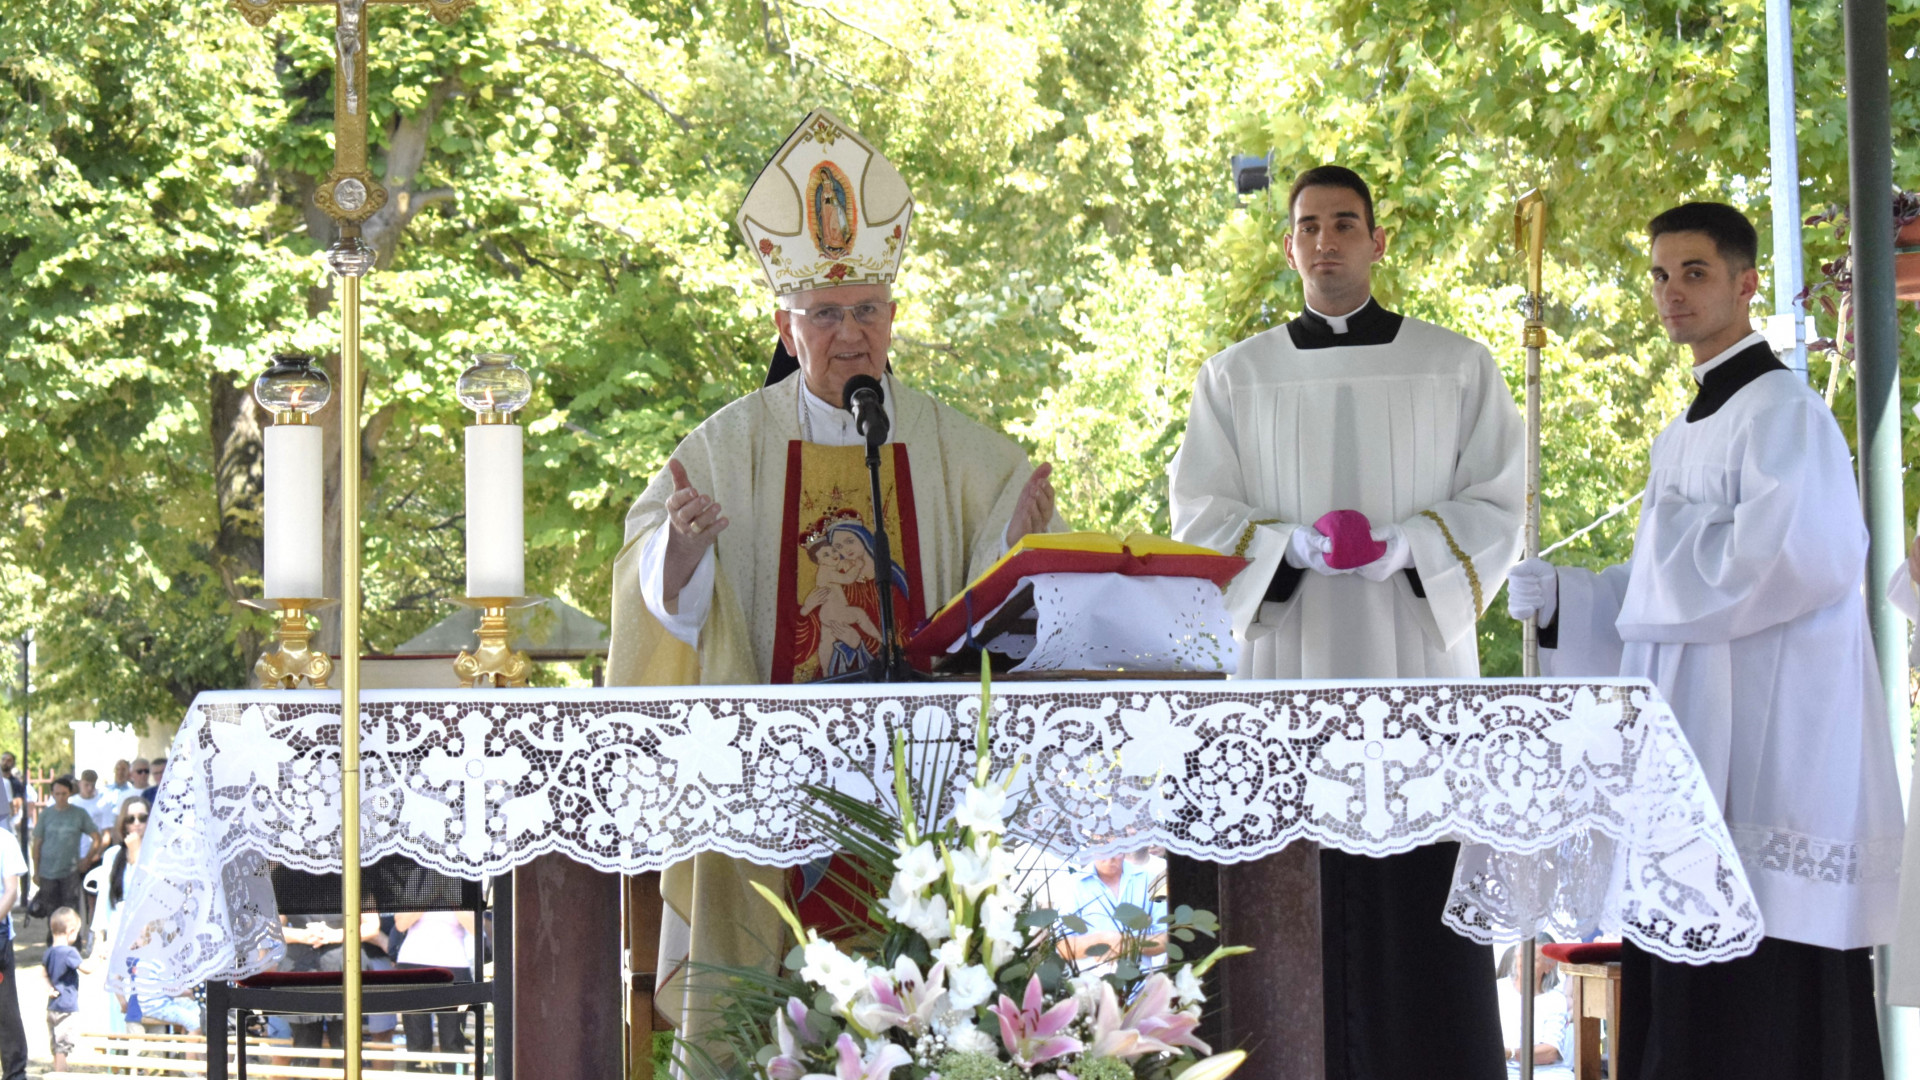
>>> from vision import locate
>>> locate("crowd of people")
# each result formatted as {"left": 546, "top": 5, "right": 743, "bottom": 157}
{"left": 0, "top": 753, "right": 485, "bottom": 1075}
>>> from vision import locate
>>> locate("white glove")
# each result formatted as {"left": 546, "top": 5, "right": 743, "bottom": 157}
{"left": 1506, "top": 557, "right": 1558, "bottom": 626}
{"left": 1354, "top": 525, "right": 1413, "bottom": 582}
{"left": 1283, "top": 526, "right": 1344, "bottom": 575}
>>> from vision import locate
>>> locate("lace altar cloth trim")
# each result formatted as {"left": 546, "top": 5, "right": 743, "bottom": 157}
{"left": 110, "top": 679, "right": 1761, "bottom": 994}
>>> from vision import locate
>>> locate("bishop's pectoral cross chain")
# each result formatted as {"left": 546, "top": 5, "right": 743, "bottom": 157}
{"left": 232, "top": 0, "right": 473, "bottom": 227}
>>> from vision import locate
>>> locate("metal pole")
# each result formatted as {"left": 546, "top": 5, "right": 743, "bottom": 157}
{"left": 1766, "top": 0, "right": 1808, "bottom": 378}
{"left": 1514, "top": 190, "right": 1548, "bottom": 1080}
{"left": 1844, "top": 0, "right": 1913, "bottom": 1073}
{"left": 327, "top": 232, "right": 374, "bottom": 1080}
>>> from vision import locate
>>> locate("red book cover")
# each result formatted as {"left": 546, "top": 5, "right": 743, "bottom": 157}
{"left": 906, "top": 533, "right": 1246, "bottom": 662}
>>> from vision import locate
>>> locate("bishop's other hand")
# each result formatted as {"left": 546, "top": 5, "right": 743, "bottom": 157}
{"left": 1506, "top": 557, "right": 1558, "bottom": 625}
{"left": 1006, "top": 463, "right": 1056, "bottom": 545}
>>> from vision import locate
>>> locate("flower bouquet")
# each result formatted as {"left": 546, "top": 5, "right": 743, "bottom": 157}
{"left": 682, "top": 668, "right": 1250, "bottom": 1080}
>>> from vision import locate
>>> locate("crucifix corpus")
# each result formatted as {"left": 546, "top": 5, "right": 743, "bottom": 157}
{"left": 230, "top": 0, "right": 473, "bottom": 1077}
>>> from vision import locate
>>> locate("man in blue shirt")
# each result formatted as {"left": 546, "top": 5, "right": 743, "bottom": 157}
{"left": 1059, "top": 854, "right": 1168, "bottom": 973}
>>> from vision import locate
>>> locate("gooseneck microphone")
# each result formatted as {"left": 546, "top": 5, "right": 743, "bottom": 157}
{"left": 840, "top": 373, "right": 889, "bottom": 448}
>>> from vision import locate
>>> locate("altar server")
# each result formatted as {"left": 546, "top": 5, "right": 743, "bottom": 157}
{"left": 605, "top": 108, "right": 1060, "bottom": 1048}
{"left": 1507, "top": 202, "right": 1902, "bottom": 1080}
{"left": 1170, "top": 164, "right": 1524, "bottom": 1078}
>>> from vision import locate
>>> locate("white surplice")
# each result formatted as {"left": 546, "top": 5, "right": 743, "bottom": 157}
{"left": 1545, "top": 344, "right": 1903, "bottom": 952}
{"left": 1169, "top": 312, "right": 1526, "bottom": 678}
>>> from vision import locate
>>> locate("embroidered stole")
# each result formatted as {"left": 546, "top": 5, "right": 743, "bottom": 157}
{"left": 770, "top": 441, "right": 927, "bottom": 684}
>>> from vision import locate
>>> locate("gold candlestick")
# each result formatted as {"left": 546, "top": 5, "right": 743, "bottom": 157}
{"left": 240, "top": 598, "right": 339, "bottom": 689}
{"left": 452, "top": 596, "right": 540, "bottom": 688}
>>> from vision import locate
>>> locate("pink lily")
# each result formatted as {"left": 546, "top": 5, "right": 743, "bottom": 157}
{"left": 802, "top": 1033, "right": 911, "bottom": 1080}
{"left": 988, "top": 975, "right": 1084, "bottom": 1068}
{"left": 1121, "top": 974, "right": 1210, "bottom": 1057}
{"left": 768, "top": 1008, "right": 810, "bottom": 1080}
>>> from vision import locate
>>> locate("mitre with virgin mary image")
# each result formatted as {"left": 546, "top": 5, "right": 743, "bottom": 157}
{"left": 736, "top": 108, "right": 915, "bottom": 297}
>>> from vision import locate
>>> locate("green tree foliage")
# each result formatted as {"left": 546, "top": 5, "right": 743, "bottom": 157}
{"left": 2, "top": 0, "right": 1916, "bottom": 722}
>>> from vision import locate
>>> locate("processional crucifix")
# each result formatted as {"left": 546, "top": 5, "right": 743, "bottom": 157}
{"left": 229, "top": 0, "right": 472, "bottom": 1075}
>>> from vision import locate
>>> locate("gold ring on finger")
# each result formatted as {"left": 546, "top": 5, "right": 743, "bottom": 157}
{"left": 689, "top": 521, "right": 703, "bottom": 535}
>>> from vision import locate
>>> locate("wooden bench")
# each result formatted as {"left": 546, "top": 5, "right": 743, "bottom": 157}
{"left": 1542, "top": 941, "right": 1625, "bottom": 1080}
{"left": 46, "top": 1028, "right": 493, "bottom": 1078}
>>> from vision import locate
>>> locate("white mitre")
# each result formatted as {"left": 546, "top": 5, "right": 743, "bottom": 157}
{"left": 736, "top": 109, "right": 914, "bottom": 297}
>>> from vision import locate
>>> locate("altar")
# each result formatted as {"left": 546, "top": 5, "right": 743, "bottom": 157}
{"left": 110, "top": 676, "right": 1758, "bottom": 1074}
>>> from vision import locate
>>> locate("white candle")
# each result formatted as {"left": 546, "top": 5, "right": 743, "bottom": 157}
{"left": 466, "top": 423, "right": 525, "bottom": 598}
{"left": 263, "top": 423, "right": 324, "bottom": 600}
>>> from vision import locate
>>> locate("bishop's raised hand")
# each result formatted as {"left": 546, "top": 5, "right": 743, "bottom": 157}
{"left": 662, "top": 459, "right": 729, "bottom": 606}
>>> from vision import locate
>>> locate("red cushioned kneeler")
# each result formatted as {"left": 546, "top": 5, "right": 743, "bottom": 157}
{"left": 1541, "top": 941, "right": 1623, "bottom": 965}
{"left": 237, "top": 966, "right": 455, "bottom": 989}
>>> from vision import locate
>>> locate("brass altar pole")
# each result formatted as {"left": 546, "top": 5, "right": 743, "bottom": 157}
{"left": 230, "top": 2, "right": 474, "bottom": 1073}
{"left": 1512, "top": 188, "right": 1548, "bottom": 1080}
{"left": 328, "top": 229, "right": 375, "bottom": 1080}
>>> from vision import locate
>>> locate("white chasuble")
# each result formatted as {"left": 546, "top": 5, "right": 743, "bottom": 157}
{"left": 1170, "top": 310, "right": 1525, "bottom": 679}
{"left": 605, "top": 371, "right": 1054, "bottom": 1035}
{"left": 1545, "top": 349, "right": 1904, "bottom": 954}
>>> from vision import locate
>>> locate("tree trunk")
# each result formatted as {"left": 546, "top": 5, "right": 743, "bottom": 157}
{"left": 210, "top": 374, "right": 266, "bottom": 671}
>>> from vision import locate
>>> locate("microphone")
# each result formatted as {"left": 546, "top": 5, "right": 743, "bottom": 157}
{"left": 840, "top": 374, "right": 889, "bottom": 447}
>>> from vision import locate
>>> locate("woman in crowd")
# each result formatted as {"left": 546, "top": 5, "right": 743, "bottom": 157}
{"left": 79, "top": 796, "right": 148, "bottom": 1033}
{"left": 393, "top": 908, "right": 475, "bottom": 1070}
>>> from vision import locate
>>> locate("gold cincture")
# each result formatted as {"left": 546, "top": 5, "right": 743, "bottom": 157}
{"left": 452, "top": 597, "right": 538, "bottom": 688}
{"left": 243, "top": 598, "right": 337, "bottom": 689}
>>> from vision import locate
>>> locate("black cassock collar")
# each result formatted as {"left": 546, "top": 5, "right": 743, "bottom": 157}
{"left": 1285, "top": 297, "right": 1406, "bottom": 350}
{"left": 1686, "top": 340, "right": 1788, "bottom": 422}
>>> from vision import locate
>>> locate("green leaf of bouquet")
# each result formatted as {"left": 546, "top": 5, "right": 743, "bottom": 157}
{"left": 1020, "top": 907, "right": 1059, "bottom": 929}
{"left": 1115, "top": 959, "right": 1141, "bottom": 981}
{"left": 1062, "top": 915, "right": 1090, "bottom": 934}
{"left": 1191, "top": 944, "right": 1255, "bottom": 976}
{"left": 1167, "top": 943, "right": 1185, "bottom": 961}
{"left": 1114, "top": 903, "right": 1151, "bottom": 930}
{"left": 1173, "top": 928, "right": 1196, "bottom": 942}
{"left": 784, "top": 944, "right": 806, "bottom": 971}
{"left": 1085, "top": 943, "right": 1111, "bottom": 957}
{"left": 1037, "top": 956, "right": 1065, "bottom": 990}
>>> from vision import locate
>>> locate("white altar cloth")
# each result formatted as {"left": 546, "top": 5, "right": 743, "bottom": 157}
{"left": 109, "top": 678, "right": 1761, "bottom": 994}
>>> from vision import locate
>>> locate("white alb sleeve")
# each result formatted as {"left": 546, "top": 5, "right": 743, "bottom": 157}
{"left": 638, "top": 524, "right": 715, "bottom": 648}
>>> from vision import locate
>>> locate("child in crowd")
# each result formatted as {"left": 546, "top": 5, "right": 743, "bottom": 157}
{"left": 44, "top": 906, "right": 83, "bottom": 1073}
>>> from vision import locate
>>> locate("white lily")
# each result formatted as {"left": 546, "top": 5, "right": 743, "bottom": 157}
{"left": 1174, "top": 963, "right": 1206, "bottom": 1006}
{"left": 952, "top": 781, "right": 1009, "bottom": 835}
{"left": 893, "top": 839, "right": 945, "bottom": 893}
{"left": 947, "top": 963, "right": 997, "bottom": 1011}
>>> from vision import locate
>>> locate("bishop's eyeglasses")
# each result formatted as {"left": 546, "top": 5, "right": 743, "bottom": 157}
{"left": 788, "top": 302, "right": 891, "bottom": 330}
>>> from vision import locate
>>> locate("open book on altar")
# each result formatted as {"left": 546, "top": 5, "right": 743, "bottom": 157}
{"left": 906, "top": 532, "right": 1248, "bottom": 673}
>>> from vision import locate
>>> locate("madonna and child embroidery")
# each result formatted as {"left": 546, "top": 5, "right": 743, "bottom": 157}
{"left": 770, "top": 441, "right": 926, "bottom": 683}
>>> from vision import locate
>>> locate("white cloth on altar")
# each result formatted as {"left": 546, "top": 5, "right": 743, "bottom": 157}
{"left": 1168, "top": 313, "right": 1525, "bottom": 679}
{"left": 103, "top": 680, "right": 1767, "bottom": 995}
{"left": 1543, "top": 363, "right": 1903, "bottom": 952}
{"left": 942, "top": 573, "right": 1238, "bottom": 674}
